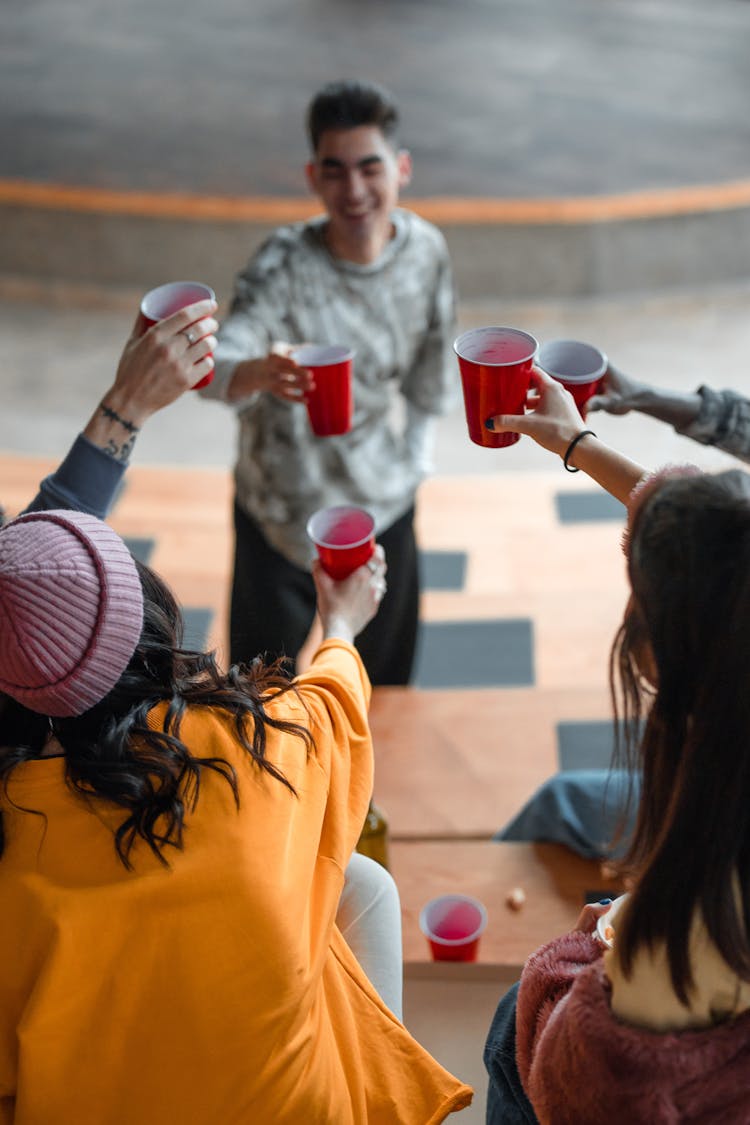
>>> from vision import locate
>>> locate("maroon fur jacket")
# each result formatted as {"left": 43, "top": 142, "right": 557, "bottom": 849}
{"left": 516, "top": 931, "right": 750, "bottom": 1124}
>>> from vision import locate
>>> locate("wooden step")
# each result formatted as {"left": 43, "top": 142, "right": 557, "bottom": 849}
{"left": 390, "top": 840, "right": 623, "bottom": 980}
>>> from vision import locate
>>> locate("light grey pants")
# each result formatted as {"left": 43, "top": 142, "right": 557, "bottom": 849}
{"left": 337, "top": 852, "right": 403, "bottom": 1020}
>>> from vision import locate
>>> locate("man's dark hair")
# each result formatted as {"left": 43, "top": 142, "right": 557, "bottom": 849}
{"left": 306, "top": 80, "right": 399, "bottom": 152}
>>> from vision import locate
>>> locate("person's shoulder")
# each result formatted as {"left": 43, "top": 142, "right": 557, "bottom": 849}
{"left": 238, "top": 219, "right": 324, "bottom": 280}
{"left": 397, "top": 208, "right": 449, "bottom": 255}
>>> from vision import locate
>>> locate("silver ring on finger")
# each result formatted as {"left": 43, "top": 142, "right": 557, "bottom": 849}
{"left": 183, "top": 328, "right": 197, "bottom": 346}
{"left": 367, "top": 558, "right": 378, "bottom": 574}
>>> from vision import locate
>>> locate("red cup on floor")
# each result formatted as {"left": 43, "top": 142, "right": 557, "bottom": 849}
{"left": 419, "top": 894, "right": 488, "bottom": 962}
{"left": 291, "top": 344, "right": 354, "bottom": 436}
{"left": 453, "top": 327, "right": 538, "bottom": 448}
{"left": 537, "top": 338, "right": 607, "bottom": 419}
{"left": 136, "top": 280, "right": 216, "bottom": 390}
{"left": 306, "top": 504, "right": 375, "bottom": 579}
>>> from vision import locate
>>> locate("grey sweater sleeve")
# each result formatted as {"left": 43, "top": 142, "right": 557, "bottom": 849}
{"left": 677, "top": 386, "right": 750, "bottom": 464}
{"left": 23, "top": 434, "right": 126, "bottom": 518}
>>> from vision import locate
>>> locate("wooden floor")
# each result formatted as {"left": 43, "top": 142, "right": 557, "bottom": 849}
{"left": 2, "top": 451, "right": 628, "bottom": 972}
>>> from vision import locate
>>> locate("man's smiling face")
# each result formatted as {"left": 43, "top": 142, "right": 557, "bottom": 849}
{"left": 306, "top": 125, "right": 411, "bottom": 256}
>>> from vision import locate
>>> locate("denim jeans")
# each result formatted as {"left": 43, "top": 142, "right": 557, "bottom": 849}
{"left": 495, "top": 769, "right": 639, "bottom": 860}
{"left": 483, "top": 983, "right": 539, "bottom": 1125}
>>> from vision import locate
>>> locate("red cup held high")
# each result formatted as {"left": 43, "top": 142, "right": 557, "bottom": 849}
{"left": 537, "top": 338, "right": 608, "bottom": 420}
{"left": 306, "top": 505, "right": 375, "bottom": 580}
{"left": 453, "top": 327, "right": 538, "bottom": 449}
{"left": 137, "top": 281, "right": 216, "bottom": 390}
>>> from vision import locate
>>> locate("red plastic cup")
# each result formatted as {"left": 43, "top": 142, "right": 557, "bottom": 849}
{"left": 306, "top": 505, "right": 375, "bottom": 580}
{"left": 291, "top": 344, "right": 354, "bottom": 436}
{"left": 136, "top": 281, "right": 216, "bottom": 390}
{"left": 538, "top": 338, "right": 608, "bottom": 419}
{"left": 419, "top": 894, "right": 488, "bottom": 962}
{"left": 453, "top": 327, "right": 538, "bottom": 448}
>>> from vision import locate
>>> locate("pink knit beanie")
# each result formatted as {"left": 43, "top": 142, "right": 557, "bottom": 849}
{"left": 0, "top": 510, "right": 144, "bottom": 717}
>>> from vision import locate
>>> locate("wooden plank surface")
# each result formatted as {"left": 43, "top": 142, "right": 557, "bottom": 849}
{"left": 369, "top": 684, "right": 612, "bottom": 839}
{"left": 391, "top": 840, "right": 623, "bottom": 974}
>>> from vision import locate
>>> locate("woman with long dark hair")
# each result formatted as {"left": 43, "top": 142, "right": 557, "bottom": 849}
{"left": 482, "top": 369, "right": 750, "bottom": 1123}
{"left": 0, "top": 509, "right": 472, "bottom": 1123}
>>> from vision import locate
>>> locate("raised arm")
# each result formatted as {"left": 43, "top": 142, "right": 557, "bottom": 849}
{"left": 587, "top": 363, "right": 702, "bottom": 429}
{"left": 486, "top": 366, "right": 647, "bottom": 505}
{"left": 24, "top": 299, "right": 217, "bottom": 518}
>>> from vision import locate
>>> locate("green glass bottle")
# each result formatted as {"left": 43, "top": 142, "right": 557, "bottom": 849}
{"left": 356, "top": 800, "right": 390, "bottom": 871}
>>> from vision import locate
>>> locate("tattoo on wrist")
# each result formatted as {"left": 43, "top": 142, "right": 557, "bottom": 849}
{"left": 103, "top": 435, "right": 136, "bottom": 464}
{"left": 100, "top": 403, "right": 140, "bottom": 434}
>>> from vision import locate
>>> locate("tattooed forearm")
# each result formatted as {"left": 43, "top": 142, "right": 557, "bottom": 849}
{"left": 100, "top": 403, "right": 140, "bottom": 435}
{"left": 103, "top": 435, "right": 136, "bottom": 463}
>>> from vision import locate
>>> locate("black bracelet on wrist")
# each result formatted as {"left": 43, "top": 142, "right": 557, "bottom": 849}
{"left": 563, "top": 429, "right": 597, "bottom": 473}
{"left": 100, "top": 402, "right": 140, "bottom": 434}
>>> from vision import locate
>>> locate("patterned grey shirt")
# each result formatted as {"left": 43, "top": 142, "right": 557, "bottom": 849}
{"left": 205, "top": 209, "right": 457, "bottom": 568}
{"left": 677, "top": 386, "right": 750, "bottom": 464}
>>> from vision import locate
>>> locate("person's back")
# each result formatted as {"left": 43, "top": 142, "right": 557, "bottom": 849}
{"left": 0, "top": 682, "right": 406, "bottom": 1123}
{"left": 482, "top": 374, "right": 750, "bottom": 1124}
{"left": 0, "top": 510, "right": 472, "bottom": 1123}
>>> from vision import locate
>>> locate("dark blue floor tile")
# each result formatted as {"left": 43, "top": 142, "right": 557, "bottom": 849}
{"left": 123, "top": 537, "right": 155, "bottom": 565}
{"left": 555, "top": 491, "right": 626, "bottom": 523}
{"left": 419, "top": 550, "right": 468, "bottom": 591}
{"left": 182, "top": 608, "right": 214, "bottom": 652}
{"left": 414, "top": 619, "right": 534, "bottom": 689}
{"left": 557, "top": 720, "right": 615, "bottom": 771}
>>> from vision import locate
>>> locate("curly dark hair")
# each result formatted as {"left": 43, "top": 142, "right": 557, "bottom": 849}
{"left": 0, "top": 560, "right": 312, "bottom": 869}
{"left": 610, "top": 469, "right": 750, "bottom": 1005}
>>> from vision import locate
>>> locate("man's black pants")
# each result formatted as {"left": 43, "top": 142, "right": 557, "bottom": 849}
{"left": 230, "top": 502, "right": 419, "bottom": 685}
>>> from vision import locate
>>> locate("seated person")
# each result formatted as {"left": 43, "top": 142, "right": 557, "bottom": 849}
{"left": 0, "top": 513, "right": 472, "bottom": 1122}
{"left": 496, "top": 768, "right": 637, "bottom": 860}
{"left": 481, "top": 370, "right": 750, "bottom": 1123}
{"left": 3, "top": 296, "right": 218, "bottom": 522}
{"left": 497, "top": 357, "right": 750, "bottom": 865}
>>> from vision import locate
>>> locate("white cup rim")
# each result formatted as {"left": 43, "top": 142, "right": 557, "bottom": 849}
{"left": 418, "top": 893, "right": 488, "bottom": 946}
{"left": 538, "top": 338, "right": 607, "bottom": 382}
{"left": 453, "top": 326, "right": 538, "bottom": 366}
{"left": 141, "top": 280, "right": 215, "bottom": 319}
{"left": 306, "top": 504, "right": 374, "bottom": 550}
{"left": 291, "top": 344, "right": 354, "bottom": 367}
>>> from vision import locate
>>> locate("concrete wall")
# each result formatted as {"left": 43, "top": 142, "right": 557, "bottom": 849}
{"left": 3, "top": 203, "right": 750, "bottom": 300}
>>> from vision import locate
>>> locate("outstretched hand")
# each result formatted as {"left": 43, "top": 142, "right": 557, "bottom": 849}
{"left": 486, "top": 366, "right": 588, "bottom": 457}
{"left": 312, "top": 545, "right": 388, "bottom": 644}
{"left": 111, "top": 298, "right": 219, "bottom": 425}
{"left": 227, "top": 343, "right": 315, "bottom": 403}
{"left": 587, "top": 363, "right": 643, "bottom": 416}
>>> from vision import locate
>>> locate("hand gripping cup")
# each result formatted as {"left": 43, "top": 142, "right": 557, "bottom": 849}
{"left": 136, "top": 281, "right": 216, "bottom": 390}
{"left": 291, "top": 344, "right": 354, "bottom": 436}
{"left": 537, "top": 338, "right": 608, "bottom": 419}
{"left": 306, "top": 505, "right": 375, "bottom": 580}
{"left": 419, "top": 893, "right": 488, "bottom": 962}
{"left": 453, "top": 327, "right": 538, "bottom": 448}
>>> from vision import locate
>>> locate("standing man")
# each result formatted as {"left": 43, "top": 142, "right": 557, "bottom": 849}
{"left": 204, "top": 80, "right": 457, "bottom": 684}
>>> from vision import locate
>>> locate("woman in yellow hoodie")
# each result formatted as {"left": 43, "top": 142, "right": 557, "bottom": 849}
{"left": 0, "top": 508, "right": 471, "bottom": 1124}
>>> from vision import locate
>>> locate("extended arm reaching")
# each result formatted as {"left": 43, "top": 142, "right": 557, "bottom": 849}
{"left": 588, "top": 364, "right": 750, "bottom": 464}
{"left": 24, "top": 299, "right": 218, "bottom": 518}
{"left": 486, "top": 367, "right": 647, "bottom": 505}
